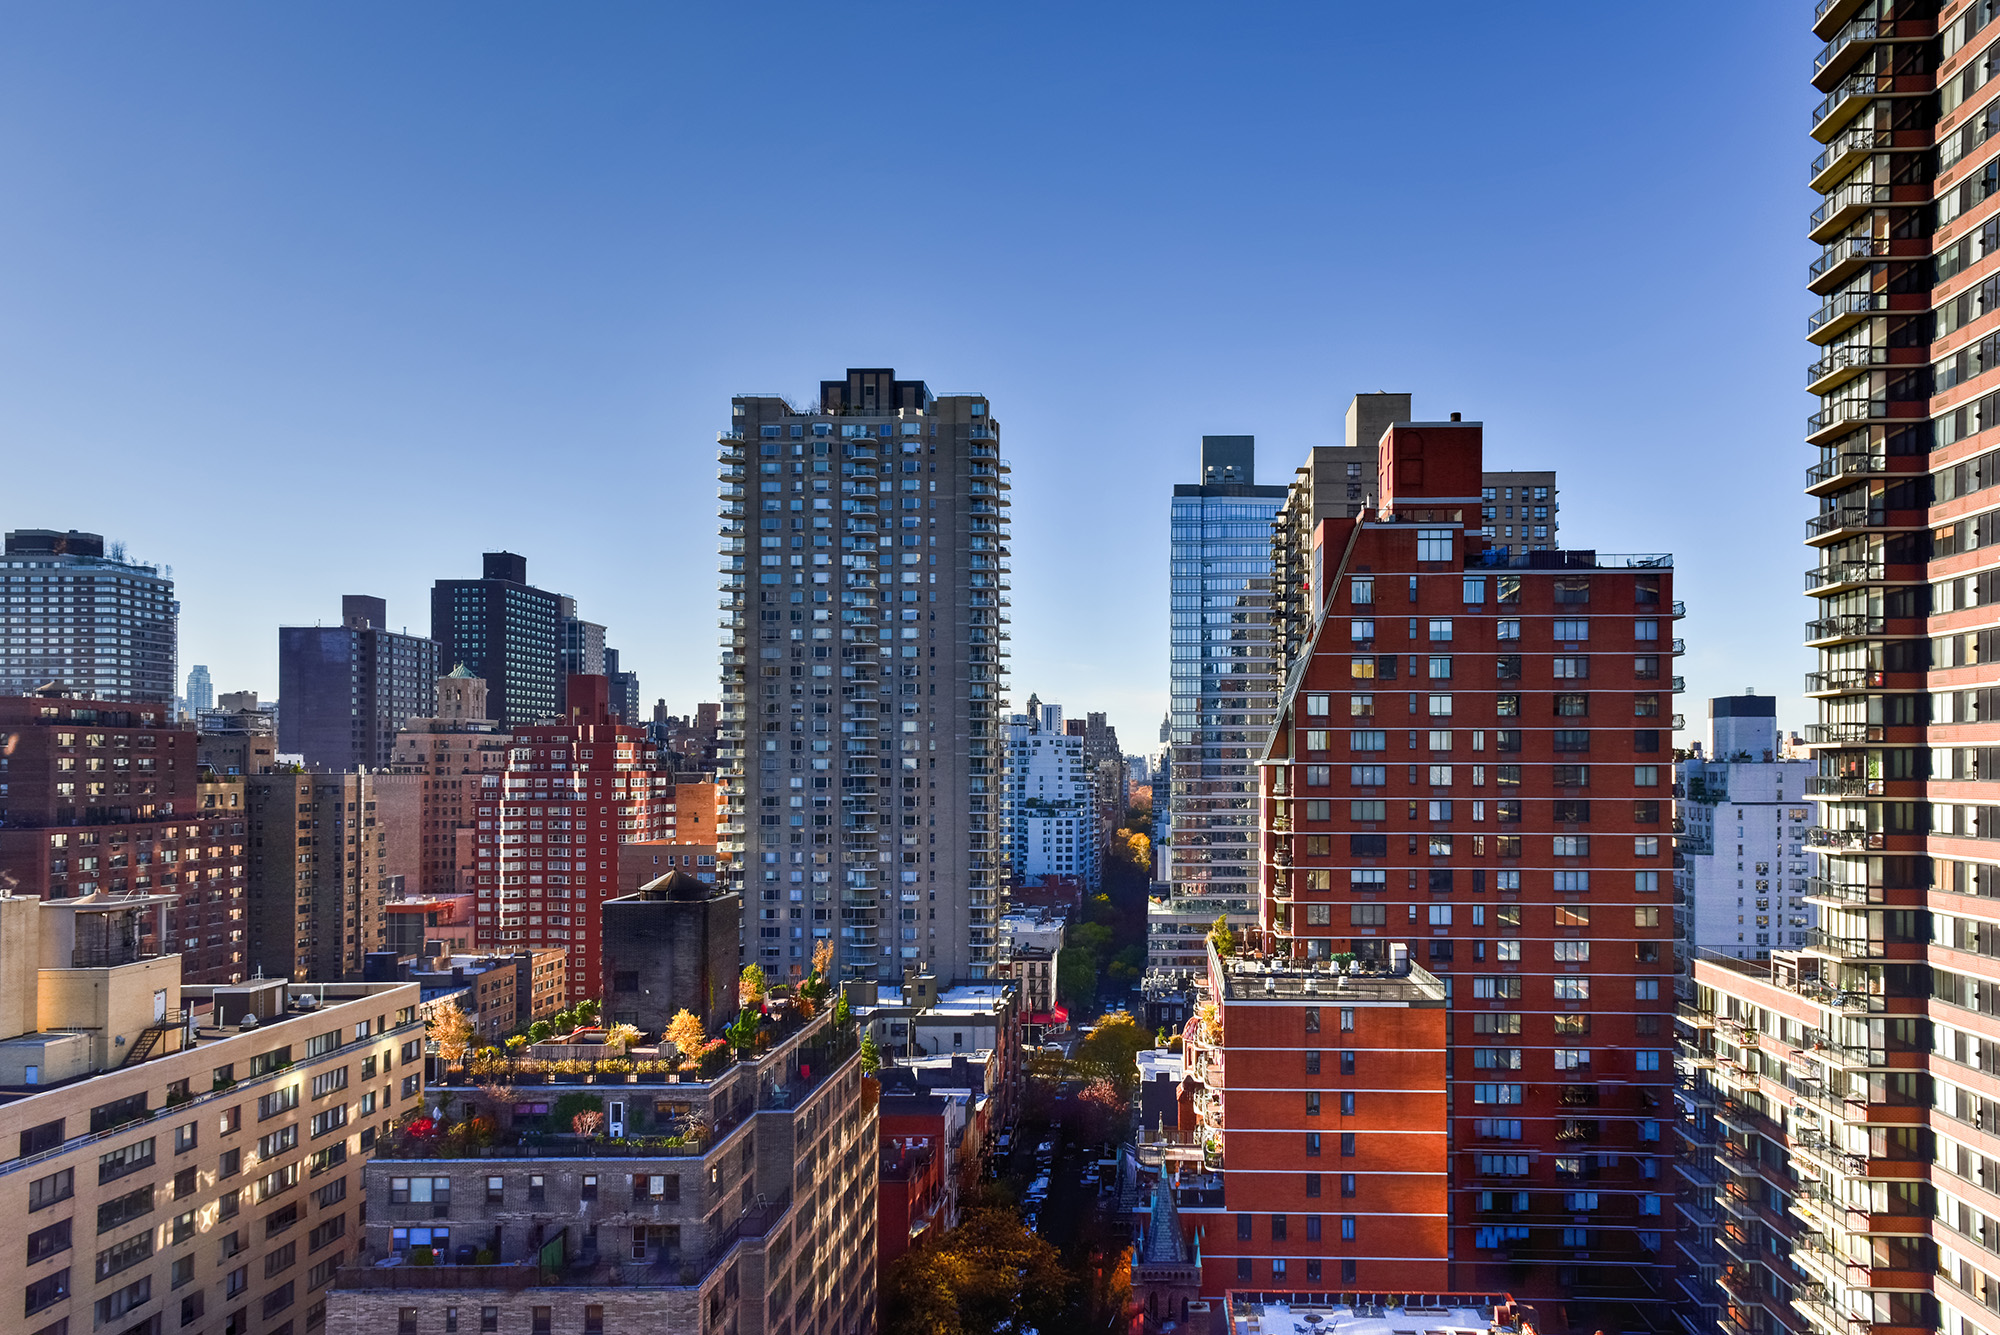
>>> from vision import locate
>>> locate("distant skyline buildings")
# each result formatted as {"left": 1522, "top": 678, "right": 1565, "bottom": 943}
{"left": 430, "top": 551, "right": 565, "bottom": 729}
{"left": 277, "top": 593, "right": 442, "bottom": 771}
{"left": 183, "top": 662, "right": 212, "bottom": 714}
{"left": 0, "top": 528, "right": 179, "bottom": 703}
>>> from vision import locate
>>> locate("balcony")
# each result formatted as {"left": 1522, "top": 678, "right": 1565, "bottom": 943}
{"left": 1807, "top": 397, "right": 1909, "bottom": 445}
{"left": 1810, "top": 182, "right": 1893, "bottom": 244}
{"left": 1804, "top": 775, "right": 1882, "bottom": 797}
{"left": 1803, "top": 877, "right": 1885, "bottom": 906}
{"left": 1802, "top": 612, "right": 1884, "bottom": 645}
{"left": 1809, "top": 237, "right": 1893, "bottom": 294}
{"left": 1807, "top": 288, "right": 1888, "bottom": 342}
{"left": 1806, "top": 825, "right": 1885, "bottom": 851}
{"left": 1803, "top": 721, "right": 1881, "bottom": 744}
{"left": 1813, "top": 18, "right": 1884, "bottom": 89}
{"left": 1806, "top": 505, "right": 1905, "bottom": 543}
{"left": 1804, "top": 559, "right": 1884, "bottom": 593}
{"left": 1811, "top": 74, "right": 1878, "bottom": 140}
{"left": 1803, "top": 667, "right": 1885, "bottom": 696}
{"left": 1810, "top": 124, "right": 1892, "bottom": 189}
{"left": 1802, "top": 929, "right": 1884, "bottom": 961}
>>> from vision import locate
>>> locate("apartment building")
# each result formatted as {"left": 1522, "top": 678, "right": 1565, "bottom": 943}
{"left": 325, "top": 1006, "right": 877, "bottom": 1335}
{"left": 1673, "top": 10, "right": 1990, "bottom": 1335}
{"left": 1234, "top": 417, "right": 1679, "bottom": 1318}
{"left": 719, "top": 369, "right": 1011, "bottom": 983}
{"left": 278, "top": 597, "right": 441, "bottom": 773}
{"left": 1171, "top": 944, "right": 1450, "bottom": 1296}
{"left": 0, "top": 693, "right": 246, "bottom": 984}
{"left": 382, "top": 670, "right": 511, "bottom": 897}
{"left": 247, "top": 772, "right": 389, "bottom": 983}
{"left": 0, "top": 529, "right": 178, "bottom": 704}
{"left": 475, "top": 675, "right": 672, "bottom": 1002}
{"left": 1003, "top": 707, "right": 1099, "bottom": 888}
{"left": 1676, "top": 694, "right": 1814, "bottom": 963}
{"left": 429, "top": 554, "right": 565, "bottom": 730}
{"left": 0, "top": 890, "right": 422, "bottom": 1335}
{"left": 1271, "top": 396, "right": 1558, "bottom": 681}
{"left": 1145, "top": 890, "right": 1256, "bottom": 974}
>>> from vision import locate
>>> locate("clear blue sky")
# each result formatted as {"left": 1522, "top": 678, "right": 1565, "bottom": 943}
{"left": 0, "top": 5, "right": 1814, "bottom": 750}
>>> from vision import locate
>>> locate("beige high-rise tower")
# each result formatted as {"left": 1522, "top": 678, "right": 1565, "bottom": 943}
{"left": 719, "top": 369, "right": 1011, "bottom": 981}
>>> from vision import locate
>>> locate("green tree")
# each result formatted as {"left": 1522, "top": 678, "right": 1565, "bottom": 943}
{"left": 1056, "top": 950, "right": 1099, "bottom": 1008}
{"left": 573, "top": 999, "right": 602, "bottom": 1025}
{"left": 1106, "top": 943, "right": 1145, "bottom": 984}
{"left": 1075, "top": 1012, "right": 1147, "bottom": 1089}
{"left": 860, "top": 1031, "right": 882, "bottom": 1075}
{"left": 1208, "top": 914, "right": 1237, "bottom": 957}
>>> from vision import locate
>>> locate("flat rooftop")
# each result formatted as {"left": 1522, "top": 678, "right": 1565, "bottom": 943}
{"left": 1225, "top": 1295, "right": 1518, "bottom": 1335}
{"left": 1215, "top": 956, "right": 1447, "bottom": 1006}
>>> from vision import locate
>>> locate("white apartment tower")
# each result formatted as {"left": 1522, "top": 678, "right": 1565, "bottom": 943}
{"left": 1674, "top": 693, "right": 1814, "bottom": 963}
{"left": 719, "top": 369, "right": 1010, "bottom": 982}
{"left": 1003, "top": 706, "right": 1099, "bottom": 888}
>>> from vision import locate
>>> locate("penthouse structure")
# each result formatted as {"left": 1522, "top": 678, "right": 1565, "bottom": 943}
{"left": 1271, "top": 396, "right": 1559, "bottom": 681}
{"left": 718, "top": 369, "right": 1011, "bottom": 982}
{"left": 1221, "top": 416, "right": 1679, "bottom": 1318}
{"left": 0, "top": 890, "right": 422, "bottom": 1335}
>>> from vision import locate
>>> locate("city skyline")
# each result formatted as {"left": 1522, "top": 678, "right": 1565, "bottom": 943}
{"left": 0, "top": 5, "right": 1815, "bottom": 745}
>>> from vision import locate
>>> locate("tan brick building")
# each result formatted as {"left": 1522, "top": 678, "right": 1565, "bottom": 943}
{"left": 0, "top": 890, "right": 423, "bottom": 1335}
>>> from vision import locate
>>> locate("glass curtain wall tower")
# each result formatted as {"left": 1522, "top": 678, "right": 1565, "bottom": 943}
{"left": 1167, "top": 438, "right": 1288, "bottom": 903}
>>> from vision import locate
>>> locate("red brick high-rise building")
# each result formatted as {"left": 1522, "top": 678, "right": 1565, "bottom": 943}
{"left": 0, "top": 692, "right": 247, "bottom": 983}
{"left": 474, "top": 674, "right": 674, "bottom": 1002}
{"left": 1188, "top": 416, "right": 1679, "bottom": 1324}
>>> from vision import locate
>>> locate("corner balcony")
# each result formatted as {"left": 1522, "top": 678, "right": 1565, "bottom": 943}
{"left": 1805, "top": 449, "right": 1893, "bottom": 493}
{"left": 1805, "top": 825, "right": 1885, "bottom": 851}
{"left": 1806, "top": 397, "right": 1913, "bottom": 446}
{"left": 1803, "top": 560, "right": 1884, "bottom": 595}
{"left": 1806, "top": 289, "right": 1888, "bottom": 342}
{"left": 1810, "top": 124, "right": 1894, "bottom": 190}
{"left": 1800, "top": 929, "right": 1886, "bottom": 962}
{"left": 1802, "top": 612, "right": 1884, "bottom": 646}
{"left": 1811, "top": 73, "right": 1878, "bottom": 141}
{"left": 1809, "top": 237, "right": 1893, "bottom": 295}
{"left": 1805, "top": 506, "right": 1910, "bottom": 545}
{"left": 1809, "top": 183, "right": 1893, "bottom": 244}
{"left": 1803, "top": 721, "right": 1882, "bottom": 745}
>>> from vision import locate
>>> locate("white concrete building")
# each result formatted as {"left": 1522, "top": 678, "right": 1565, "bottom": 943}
{"left": 1145, "top": 888, "right": 1256, "bottom": 974}
{"left": 1004, "top": 705, "right": 1100, "bottom": 888}
{"left": 1675, "top": 692, "right": 1813, "bottom": 962}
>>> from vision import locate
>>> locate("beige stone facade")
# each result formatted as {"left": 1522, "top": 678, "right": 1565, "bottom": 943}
{"left": 0, "top": 891, "right": 423, "bottom": 1335}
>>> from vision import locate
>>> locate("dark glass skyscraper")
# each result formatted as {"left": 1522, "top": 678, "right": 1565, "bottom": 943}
{"left": 430, "top": 552, "right": 565, "bottom": 729}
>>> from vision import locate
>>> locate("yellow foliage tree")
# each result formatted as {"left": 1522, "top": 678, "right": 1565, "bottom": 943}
{"left": 429, "top": 998, "right": 475, "bottom": 1067}
{"left": 663, "top": 1009, "right": 706, "bottom": 1059}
